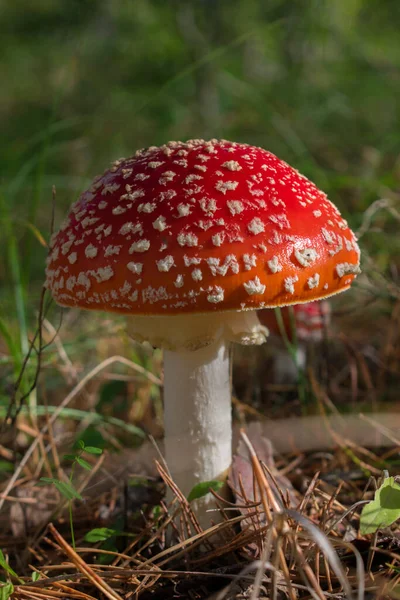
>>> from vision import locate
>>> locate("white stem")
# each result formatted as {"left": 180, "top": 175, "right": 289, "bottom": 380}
{"left": 163, "top": 338, "right": 232, "bottom": 523}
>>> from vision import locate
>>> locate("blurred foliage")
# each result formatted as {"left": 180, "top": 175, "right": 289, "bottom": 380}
{"left": 1, "top": 0, "right": 400, "bottom": 313}
{"left": 0, "top": 0, "right": 398, "bottom": 460}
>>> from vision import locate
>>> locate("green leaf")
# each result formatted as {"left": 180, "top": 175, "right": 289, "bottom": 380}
{"left": 152, "top": 505, "right": 162, "bottom": 520}
{"left": 84, "top": 528, "right": 118, "bottom": 543}
{"left": 63, "top": 454, "right": 77, "bottom": 462}
{"left": 31, "top": 571, "right": 40, "bottom": 582}
{"left": 39, "top": 477, "right": 55, "bottom": 484}
{"left": 360, "top": 477, "right": 400, "bottom": 535}
{"left": 53, "top": 480, "right": 82, "bottom": 501}
{"left": 0, "top": 461, "right": 13, "bottom": 474}
{"left": 0, "top": 582, "right": 14, "bottom": 600}
{"left": 77, "top": 426, "right": 105, "bottom": 450}
{"left": 187, "top": 480, "right": 224, "bottom": 503}
{"left": 0, "top": 551, "right": 19, "bottom": 580}
{"left": 128, "top": 476, "right": 149, "bottom": 487}
{"left": 98, "top": 546, "right": 118, "bottom": 564}
{"left": 98, "top": 380, "right": 128, "bottom": 413}
{"left": 78, "top": 440, "right": 86, "bottom": 450}
{"left": 97, "top": 539, "right": 119, "bottom": 564}
{"left": 83, "top": 446, "right": 103, "bottom": 455}
{"left": 75, "top": 457, "right": 92, "bottom": 471}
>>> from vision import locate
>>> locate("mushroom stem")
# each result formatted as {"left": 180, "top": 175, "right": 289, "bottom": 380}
{"left": 163, "top": 338, "right": 231, "bottom": 522}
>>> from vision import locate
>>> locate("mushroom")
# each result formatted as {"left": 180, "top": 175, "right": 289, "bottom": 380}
{"left": 45, "top": 139, "right": 360, "bottom": 523}
{"left": 257, "top": 300, "right": 331, "bottom": 383}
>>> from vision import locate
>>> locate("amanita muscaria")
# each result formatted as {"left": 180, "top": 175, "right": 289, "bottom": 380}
{"left": 46, "top": 139, "right": 360, "bottom": 521}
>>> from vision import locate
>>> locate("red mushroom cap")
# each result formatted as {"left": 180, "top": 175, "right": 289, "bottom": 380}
{"left": 257, "top": 300, "right": 331, "bottom": 343}
{"left": 45, "top": 139, "right": 360, "bottom": 315}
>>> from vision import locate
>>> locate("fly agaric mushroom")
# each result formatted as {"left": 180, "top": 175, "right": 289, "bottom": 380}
{"left": 45, "top": 139, "right": 360, "bottom": 522}
{"left": 257, "top": 301, "right": 331, "bottom": 383}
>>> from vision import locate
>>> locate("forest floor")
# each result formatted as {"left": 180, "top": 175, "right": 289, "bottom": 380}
{"left": 1, "top": 285, "right": 400, "bottom": 599}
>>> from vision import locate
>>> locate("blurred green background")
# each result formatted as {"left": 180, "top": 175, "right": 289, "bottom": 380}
{"left": 1, "top": 0, "right": 400, "bottom": 415}
{"left": 2, "top": 0, "right": 400, "bottom": 289}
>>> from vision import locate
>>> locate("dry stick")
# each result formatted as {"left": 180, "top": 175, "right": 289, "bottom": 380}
{"left": 241, "top": 431, "right": 337, "bottom": 600}
{"left": 190, "top": 522, "right": 271, "bottom": 567}
{"left": 324, "top": 553, "right": 333, "bottom": 593}
{"left": 271, "top": 525, "right": 284, "bottom": 600}
{"left": 51, "top": 583, "right": 95, "bottom": 600}
{"left": 240, "top": 430, "right": 277, "bottom": 516}
{"left": 127, "top": 568, "right": 162, "bottom": 598}
{"left": 329, "top": 539, "right": 365, "bottom": 600}
{"left": 29, "top": 565, "right": 98, "bottom": 600}
{"left": 2, "top": 287, "right": 49, "bottom": 433}
{"left": 322, "top": 482, "right": 344, "bottom": 533}
{"left": 325, "top": 500, "right": 368, "bottom": 537}
{"left": 16, "top": 582, "right": 95, "bottom": 600}
{"left": 118, "top": 505, "right": 176, "bottom": 569}
{"left": 42, "top": 316, "right": 94, "bottom": 418}
{"left": 279, "top": 454, "right": 304, "bottom": 477}
{"left": 49, "top": 523, "right": 123, "bottom": 600}
{"left": 28, "top": 544, "right": 47, "bottom": 564}
{"left": 315, "top": 549, "right": 321, "bottom": 591}
{"left": 31, "top": 418, "right": 54, "bottom": 479}
{"left": 14, "top": 586, "right": 78, "bottom": 599}
{"left": 288, "top": 471, "right": 320, "bottom": 570}
{"left": 214, "top": 560, "right": 278, "bottom": 600}
{"left": 290, "top": 541, "right": 327, "bottom": 600}
{"left": 303, "top": 482, "right": 344, "bottom": 564}
{"left": 239, "top": 431, "right": 296, "bottom": 600}
{"left": 156, "top": 460, "right": 203, "bottom": 538}
{"left": 155, "top": 459, "right": 219, "bottom": 564}
{"left": 114, "top": 526, "right": 152, "bottom": 568}
{"left": 0, "top": 355, "right": 161, "bottom": 513}
{"left": 15, "top": 589, "right": 81, "bottom": 599}
{"left": 137, "top": 514, "right": 247, "bottom": 571}
{"left": 45, "top": 408, "right": 67, "bottom": 484}
{"left": 248, "top": 524, "right": 275, "bottom": 600}
{"left": 287, "top": 510, "right": 354, "bottom": 600}
{"left": 75, "top": 549, "right": 144, "bottom": 567}
{"left": 148, "top": 434, "right": 171, "bottom": 477}
{"left": 23, "top": 568, "right": 371, "bottom": 600}
{"left": 242, "top": 453, "right": 267, "bottom": 558}
{"left": 237, "top": 473, "right": 263, "bottom": 555}
{"left": 27, "top": 565, "right": 278, "bottom": 584}
{"left": 0, "top": 495, "right": 37, "bottom": 504}
{"left": 42, "top": 317, "right": 79, "bottom": 384}
{"left": 369, "top": 546, "right": 400, "bottom": 596}
{"left": 296, "top": 472, "right": 320, "bottom": 514}
{"left": 367, "top": 530, "right": 379, "bottom": 576}
{"left": 260, "top": 460, "right": 293, "bottom": 510}
{"left": 32, "top": 431, "right": 71, "bottom": 481}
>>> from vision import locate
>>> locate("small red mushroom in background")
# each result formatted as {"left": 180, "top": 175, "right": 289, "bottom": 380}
{"left": 45, "top": 139, "right": 360, "bottom": 526}
{"left": 257, "top": 301, "right": 331, "bottom": 384}
{"left": 293, "top": 300, "right": 331, "bottom": 342}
